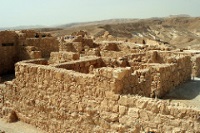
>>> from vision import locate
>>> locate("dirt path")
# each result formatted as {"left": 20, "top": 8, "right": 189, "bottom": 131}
{"left": 0, "top": 119, "right": 45, "bottom": 133}
{"left": 164, "top": 77, "right": 200, "bottom": 109}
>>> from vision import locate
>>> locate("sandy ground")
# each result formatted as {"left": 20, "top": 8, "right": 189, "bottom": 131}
{"left": 164, "top": 77, "right": 200, "bottom": 109}
{"left": 0, "top": 119, "right": 45, "bottom": 133}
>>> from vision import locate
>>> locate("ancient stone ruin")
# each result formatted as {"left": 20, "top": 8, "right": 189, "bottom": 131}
{"left": 0, "top": 30, "right": 200, "bottom": 132}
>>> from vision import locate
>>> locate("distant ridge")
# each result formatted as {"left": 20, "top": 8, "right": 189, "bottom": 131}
{"left": 169, "top": 14, "right": 191, "bottom": 18}
{"left": 0, "top": 15, "right": 197, "bottom": 31}
{"left": 56, "top": 18, "right": 139, "bottom": 29}
{"left": 0, "top": 25, "right": 47, "bottom": 31}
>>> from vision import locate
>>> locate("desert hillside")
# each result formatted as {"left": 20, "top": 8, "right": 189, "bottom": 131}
{"left": 48, "top": 16, "right": 200, "bottom": 49}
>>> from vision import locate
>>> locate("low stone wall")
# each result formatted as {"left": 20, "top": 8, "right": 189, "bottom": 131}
{"left": 0, "top": 31, "right": 18, "bottom": 75}
{"left": 51, "top": 57, "right": 103, "bottom": 73}
{"left": 150, "top": 57, "right": 191, "bottom": 97}
{"left": 101, "top": 51, "right": 145, "bottom": 60}
{"left": 109, "top": 57, "right": 191, "bottom": 98}
{"left": 0, "top": 53, "right": 199, "bottom": 132}
{"left": 192, "top": 54, "right": 200, "bottom": 77}
{"left": 17, "top": 46, "right": 42, "bottom": 60}
{"left": 145, "top": 39, "right": 160, "bottom": 46}
{"left": 0, "top": 31, "right": 59, "bottom": 76}
{"left": 1, "top": 62, "right": 199, "bottom": 132}
{"left": 120, "top": 68, "right": 153, "bottom": 96}
{"left": 2, "top": 61, "right": 118, "bottom": 132}
{"left": 48, "top": 52, "right": 80, "bottom": 64}
{"left": 19, "top": 58, "right": 48, "bottom": 65}
{"left": 59, "top": 42, "right": 77, "bottom": 52}
{"left": 25, "top": 37, "right": 59, "bottom": 58}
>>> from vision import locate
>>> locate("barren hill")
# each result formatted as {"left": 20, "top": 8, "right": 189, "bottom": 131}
{"left": 49, "top": 16, "right": 200, "bottom": 49}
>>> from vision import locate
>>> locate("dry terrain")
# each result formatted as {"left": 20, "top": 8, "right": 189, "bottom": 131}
{"left": 164, "top": 77, "right": 200, "bottom": 109}
{"left": 0, "top": 118, "right": 45, "bottom": 133}
{"left": 0, "top": 16, "right": 200, "bottom": 132}
{"left": 48, "top": 16, "right": 200, "bottom": 49}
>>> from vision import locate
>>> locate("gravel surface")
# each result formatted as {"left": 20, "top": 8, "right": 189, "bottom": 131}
{"left": 0, "top": 119, "right": 45, "bottom": 133}
{"left": 164, "top": 77, "right": 200, "bottom": 109}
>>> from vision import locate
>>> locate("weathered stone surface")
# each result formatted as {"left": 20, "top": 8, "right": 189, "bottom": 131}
{"left": 127, "top": 107, "right": 139, "bottom": 118}
{"left": 0, "top": 30, "right": 200, "bottom": 133}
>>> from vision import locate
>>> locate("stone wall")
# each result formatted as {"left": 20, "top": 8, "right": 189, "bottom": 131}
{"left": 1, "top": 61, "right": 199, "bottom": 132}
{"left": 191, "top": 54, "right": 200, "bottom": 77}
{"left": 107, "top": 58, "right": 191, "bottom": 98}
{"left": 150, "top": 57, "right": 191, "bottom": 97}
{"left": 129, "top": 37, "right": 146, "bottom": 44}
{"left": 101, "top": 51, "right": 143, "bottom": 59}
{"left": 0, "top": 31, "right": 59, "bottom": 76}
{"left": 101, "top": 52, "right": 191, "bottom": 98}
{"left": 145, "top": 39, "right": 160, "bottom": 45}
{"left": 1, "top": 61, "right": 117, "bottom": 132}
{"left": 25, "top": 37, "right": 59, "bottom": 58}
{"left": 51, "top": 57, "right": 103, "bottom": 73}
{"left": 17, "top": 46, "right": 42, "bottom": 60}
{"left": 0, "top": 31, "right": 18, "bottom": 75}
{"left": 48, "top": 52, "right": 80, "bottom": 64}
{"left": 144, "top": 52, "right": 191, "bottom": 97}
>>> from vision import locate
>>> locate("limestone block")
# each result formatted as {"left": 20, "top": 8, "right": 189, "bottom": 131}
{"left": 139, "top": 110, "right": 149, "bottom": 121}
{"left": 159, "top": 103, "right": 170, "bottom": 115}
{"left": 110, "top": 124, "right": 125, "bottom": 132}
{"left": 146, "top": 102, "right": 159, "bottom": 113}
{"left": 169, "top": 120, "right": 181, "bottom": 127}
{"left": 128, "top": 108, "right": 139, "bottom": 118}
{"left": 135, "top": 100, "right": 147, "bottom": 109}
{"left": 119, "top": 115, "right": 134, "bottom": 126}
{"left": 110, "top": 80, "right": 123, "bottom": 94}
{"left": 100, "top": 99, "right": 109, "bottom": 111}
{"left": 194, "top": 122, "right": 200, "bottom": 131}
{"left": 111, "top": 105, "right": 119, "bottom": 113}
{"left": 100, "top": 111, "right": 118, "bottom": 122}
{"left": 118, "top": 96, "right": 128, "bottom": 106}
{"left": 103, "top": 43, "right": 120, "bottom": 51}
{"left": 73, "top": 42, "right": 83, "bottom": 52}
{"left": 54, "top": 71, "right": 64, "bottom": 80}
{"left": 105, "top": 91, "right": 119, "bottom": 101}
{"left": 113, "top": 67, "right": 131, "bottom": 80}
{"left": 127, "top": 97, "right": 137, "bottom": 107}
{"left": 119, "top": 106, "right": 127, "bottom": 115}
{"left": 162, "top": 125, "right": 173, "bottom": 132}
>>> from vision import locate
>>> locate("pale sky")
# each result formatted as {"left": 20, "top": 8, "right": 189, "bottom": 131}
{"left": 0, "top": 0, "right": 200, "bottom": 27}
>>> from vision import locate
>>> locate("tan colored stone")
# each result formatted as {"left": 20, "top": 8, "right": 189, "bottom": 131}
{"left": 105, "top": 91, "right": 120, "bottom": 101}
{"left": 119, "top": 106, "right": 127, "bottom": 115}
{"left": 128, "top": 108, "right": 139, "bottom": 118}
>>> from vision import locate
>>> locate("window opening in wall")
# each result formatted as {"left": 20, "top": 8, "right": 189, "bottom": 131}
{"left": 2, "top": 43, "right": 14, "bottom": 46}
{"left": 35, "top": 33, "right": 40, "bottom": 38}
{"left": 0, "top": 74, "right": 15, "bottom": 83}
{"left": 42, "top": 34, "right": 46, "bottom": 38}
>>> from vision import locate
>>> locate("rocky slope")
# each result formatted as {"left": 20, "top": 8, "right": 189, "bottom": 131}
{"left": 49, "top": 16, "right": 200, "bottom": 49}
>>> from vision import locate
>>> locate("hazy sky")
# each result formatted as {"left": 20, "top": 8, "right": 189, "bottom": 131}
{"left": 0, "top": 0, "right": 200, "bottom": 27}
